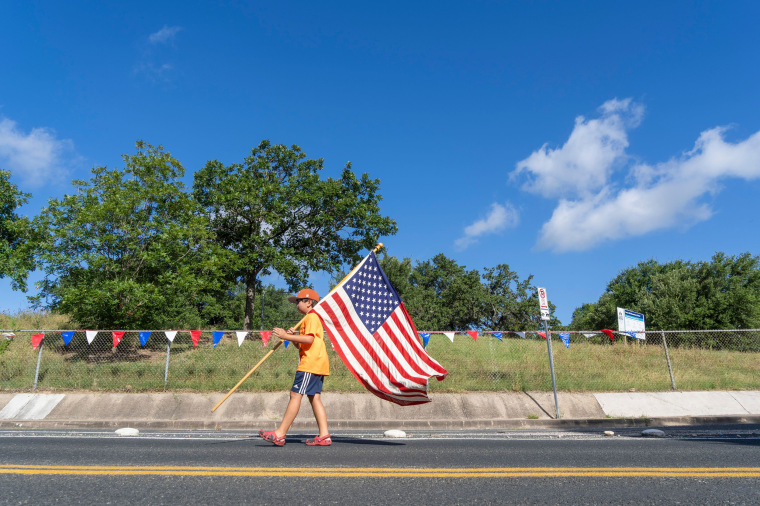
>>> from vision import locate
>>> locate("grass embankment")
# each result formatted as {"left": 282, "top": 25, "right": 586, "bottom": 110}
{"left": 0, "top": 310, "right": 72, "bottom": 332}
{"left": 2, "top": 322, "right": 758, "bottom": 393}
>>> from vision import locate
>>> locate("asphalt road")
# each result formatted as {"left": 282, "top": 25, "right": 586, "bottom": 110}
{"left": 2, "top": 426, "right": 760, "bottom": 504}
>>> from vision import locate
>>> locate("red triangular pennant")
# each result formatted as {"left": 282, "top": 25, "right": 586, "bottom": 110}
{"left": 538, "top": 332, "right": 547, "bottom": 339}
{"left": 190, "top": 330, "right": 202, "bottom": 348}
{"left": 260, "top": 330, "right": 272, "bottom": 346}
{"left": 112, "top": 331, "right": 125, "bottom": 347}
{"left": 600, "top": 329, "right": 615, "bottom": 342}
{"left": 31, "top": 333, "right": 44, "bottom": 349}
{"left": 466, "top": 330, "right": 478, "bottom": 342}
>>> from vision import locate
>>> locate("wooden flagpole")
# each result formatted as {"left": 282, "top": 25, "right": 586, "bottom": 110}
{"left": 210, "top": 243, "right": 384, "bottom": 413}
{"left": 211, "top": 338, "right": 286, "bottom": 412}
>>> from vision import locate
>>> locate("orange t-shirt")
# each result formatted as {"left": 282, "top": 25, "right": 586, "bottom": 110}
{"left": 296, "top": 312, "right": 330, "bottom": 376}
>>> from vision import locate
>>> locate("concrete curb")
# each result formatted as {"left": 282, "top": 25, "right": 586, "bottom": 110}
{"left": 4, "top": 415, "right": 760, "bottom": 431}
{"left": 2, "top": 391, "right": 760, "bottom": 431}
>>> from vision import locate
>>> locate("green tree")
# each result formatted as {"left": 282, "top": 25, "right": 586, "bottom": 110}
{"left": 0, "top": 170, "right": 34, "bottom": 290}
{"left": 570, "top": 252, "right": 760, "bottom": 331}
{"left": 637, "top": 265, "right": 699, "bottom": 329}
{"left": 692, "top": 252, "right": 760, "bottom": 329}
{"left": 406, "top": 254, "right": 484, "bottom": 330}
{"left": 379, "top": 254, "right": 553, "bottom": 331}
{"left": 200, "top": 282, "right": 302, "bottom": 330}
{"left": 32, "top": 142, "right": 229, "bottom": 329}
{"left": 479, "top": 264, "right": 559, "bottom": 330}
{"left": 193, "top": 140, "right": 397, "bottom": 330}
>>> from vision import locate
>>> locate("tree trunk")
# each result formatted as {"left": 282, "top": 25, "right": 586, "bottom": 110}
{"left": 244, "top": 274, "right": 257, "bottom": 331}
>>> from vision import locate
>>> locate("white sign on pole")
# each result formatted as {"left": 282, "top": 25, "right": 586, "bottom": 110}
{"left": 617, "top": 307, "right": 646, "bottom": 339}
{"left": 538, "top": 287, "right": 550, "bottom": 321}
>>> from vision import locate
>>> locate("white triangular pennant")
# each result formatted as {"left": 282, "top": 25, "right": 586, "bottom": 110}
{"left": 443, "top": 332, "right": 455, "bottom": 342}
{"left": 583, "top": 333, "right": 596, "bottom": 338}
{"left": 165, "top": 331, "right": 177, "bottom": 343}
{"left": 236, "top": 331, "right": 247, "bottom": 347}
{"left": 85, "top": 330, "right": 97, "bottom": 344}
{"left": 516, "top": 331, "right": 525, "bottom": 339}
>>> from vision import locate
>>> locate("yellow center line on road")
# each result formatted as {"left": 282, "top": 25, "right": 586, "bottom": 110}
{"left": 1, "top": 465, "right": 760, "bottom": 478}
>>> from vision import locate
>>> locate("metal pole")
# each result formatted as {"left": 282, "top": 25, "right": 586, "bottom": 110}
{"left": 544, "top": 322, "right": 560, "bottom": 419}
{"left": 260, "top": 287, "right": 265, "bottom": 331}
{"left": 33, "top": 340, "right": 44, "bottom": 391}
{"left": 661, "top": 331, "right": 677, "bottom": 390}
{"left": 164, "top": 341, "right": 171, "bottom": 388}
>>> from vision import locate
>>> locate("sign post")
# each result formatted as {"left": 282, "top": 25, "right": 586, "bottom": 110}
{"left": 538, "top": 287, "right": 560, "bottom": 419}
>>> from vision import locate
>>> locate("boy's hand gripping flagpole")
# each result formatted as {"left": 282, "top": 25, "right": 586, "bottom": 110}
{"left": 210, "top": 243, "right": 384, "bottom": 413}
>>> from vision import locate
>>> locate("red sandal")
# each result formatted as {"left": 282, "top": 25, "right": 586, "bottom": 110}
{"left": 259, "top": 429, "right": 285, "bottom": 446}
{"left": 305, "top": 434, "right": 332, "bottom": 446}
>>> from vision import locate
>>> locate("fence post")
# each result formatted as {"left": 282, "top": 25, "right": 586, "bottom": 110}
{"left": 545, "top": 325, "right": 560, "bottom": 419}
{"left": 33, "top": 339, "right": 44, "bottom": 391}
{"left": 661, "top": 331, "right": 677, "bottom": 390}
{"left": 164, "top": 341, "right": 172, "bottom": 389}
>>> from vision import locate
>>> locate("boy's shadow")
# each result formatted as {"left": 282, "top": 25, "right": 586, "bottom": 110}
{"left": 211, "top": 434, "right": 405, "bottom": 446}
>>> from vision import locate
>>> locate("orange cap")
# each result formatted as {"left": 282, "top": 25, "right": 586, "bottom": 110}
{"left": 287, "top": 288, "right": 320, "bottom": 303}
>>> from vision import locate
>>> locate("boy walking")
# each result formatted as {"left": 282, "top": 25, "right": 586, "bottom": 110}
{"left": 259, "top": 288, "right": 331, "bottom": 446}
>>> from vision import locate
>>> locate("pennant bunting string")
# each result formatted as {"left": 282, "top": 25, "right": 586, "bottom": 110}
{"left": 112, "top": 331, "right": 125, "bottom": 348}
{"left": 61, "top": 331, "right": 74, "bottom": 346}
{"left": 31, "top": 333, "right": 44, "bottom": 350}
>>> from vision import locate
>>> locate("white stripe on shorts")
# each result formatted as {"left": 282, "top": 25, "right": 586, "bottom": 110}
{"left": 299, "top": 372, "right": 313, "bottom": 395}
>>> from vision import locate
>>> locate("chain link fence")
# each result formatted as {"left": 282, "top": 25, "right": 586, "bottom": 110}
{"left": 2, "top": 329, "right": 759, "bottom": 393}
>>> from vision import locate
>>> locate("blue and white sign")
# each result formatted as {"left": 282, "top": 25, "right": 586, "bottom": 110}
{"left": 617, "top": 307, "right": 645, "bottom": 339}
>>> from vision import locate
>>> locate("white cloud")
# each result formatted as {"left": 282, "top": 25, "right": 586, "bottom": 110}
{"left": 134, "top": 26, "right": 183, "bottom": 82}
{"left": 515, "top": 100, "right": 760, "bottom": 252}
{"left": 455, "top": 202, "right": 519, "bottom": 249}
{"left": 0, "top": 117, "right": 73, "bottom": 188}
{"left": 512, "top": 98, "right": 644, "bottom": 199}
{"left": 132, "top": 62, "right": 175, "bottom": 82}
{"left": 148, "top": 25, "right": 182, "bottom": 45}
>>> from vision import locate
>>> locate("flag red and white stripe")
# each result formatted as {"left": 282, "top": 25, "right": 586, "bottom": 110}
{"left": 312, "top": 251, "right": 447, "bottom": 406}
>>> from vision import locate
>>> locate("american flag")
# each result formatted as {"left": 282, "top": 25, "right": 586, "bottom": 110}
{"left": 312, "top": 251, "right": 448, "bottom": 406}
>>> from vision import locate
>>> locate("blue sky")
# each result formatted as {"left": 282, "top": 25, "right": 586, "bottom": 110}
{"left": 2, "top": 1, "right": 759, "bottom": 326}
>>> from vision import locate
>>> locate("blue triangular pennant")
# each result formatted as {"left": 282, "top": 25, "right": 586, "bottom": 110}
{"left": 139, "top": 331, "right": 151, "bottom": 347}
{"left": 61, "top": 331, "right": 74, "bottom": 346}
{"left": 419, "top": 332, "right": 431, "bottom": 347}
{"left": 284, "top": 340, "right": 289, "bottom": 349}
{"left": 492, "top": 332, "right": 503, "bottom": 341}
{"left": 212, "top": 331, "right": 224, "bottom": 348}
{"left": 559, "top": 332, "right": 570, "bottom": 349}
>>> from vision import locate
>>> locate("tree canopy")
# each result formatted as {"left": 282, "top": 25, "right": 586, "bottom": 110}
{"left": 379, "top": 253, "right": 555, "bottom": 331}
{"left": 193, "top": 140, "right": 397, "bottom": 330}
{"left": 569, "top": 252, "right": 760, "bottom": 330}
{"left": 32, "top": 142, "right": 229, "bottom": 329}
{"left": 0, "top": 170, "right": 34, "bottom": 291}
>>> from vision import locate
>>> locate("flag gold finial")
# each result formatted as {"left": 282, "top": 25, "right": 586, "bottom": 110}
{"left": 374, "top": 243, "right": 383, "bottom": 252}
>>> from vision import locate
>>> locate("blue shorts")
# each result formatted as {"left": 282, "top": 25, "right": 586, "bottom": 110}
{"left": 291, "top": 371, "right": 325, "bottom": 396}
